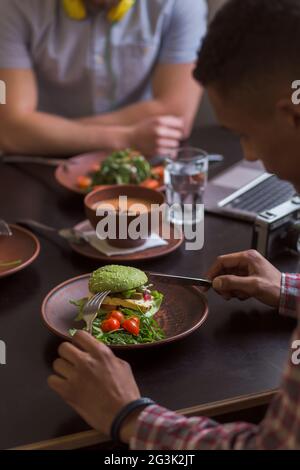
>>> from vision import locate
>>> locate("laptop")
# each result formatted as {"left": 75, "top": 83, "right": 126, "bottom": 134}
{"left": 204, "top": 160, "right": 296, "bottom": 222}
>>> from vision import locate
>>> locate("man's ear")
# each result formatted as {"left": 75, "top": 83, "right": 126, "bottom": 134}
{"left": 276, "top": 98, "right": 300, "bottom": 129}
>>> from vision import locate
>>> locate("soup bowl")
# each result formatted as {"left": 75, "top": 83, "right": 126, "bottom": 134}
{"left": 84, "top": 185, "right": 165, "bottom": 248}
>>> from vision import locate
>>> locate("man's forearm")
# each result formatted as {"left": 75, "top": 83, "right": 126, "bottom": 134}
{"left": 0, "top": 111, "right": 131, "bottom": 156}
{"left": 78, "top": 100, "right": 169, "bottom": 126}
{"left": 77, "top": 98, "right": 196, "bottom": 137}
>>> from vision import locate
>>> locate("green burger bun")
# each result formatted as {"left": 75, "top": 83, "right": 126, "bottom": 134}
{"left": 89, "top": 265, "right": 148, "bottom": 294}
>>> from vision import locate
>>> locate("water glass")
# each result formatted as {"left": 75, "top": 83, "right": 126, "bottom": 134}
{"left": 164, "top": 148, "right": 208, "bottom": 225}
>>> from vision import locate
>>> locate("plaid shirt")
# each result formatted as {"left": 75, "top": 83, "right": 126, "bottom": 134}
{"left": 131, "top": 273, "right": 300, "bottom": 450}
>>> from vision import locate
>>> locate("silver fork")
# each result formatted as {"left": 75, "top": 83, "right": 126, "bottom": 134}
{"left": 0, "top": 219, "right": 12, "bottom": 237}
{"left": 83, "top": 291, "right": 111, "bottom": 334}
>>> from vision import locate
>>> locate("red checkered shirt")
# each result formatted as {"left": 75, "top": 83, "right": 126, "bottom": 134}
{"left": 131, "top": 273, "right": 300, "bottom": 450}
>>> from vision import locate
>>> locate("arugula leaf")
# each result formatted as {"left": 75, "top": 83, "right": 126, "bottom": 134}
{"left": 0, "top": 259, "right": 22, "bottom": 268}
{"left": 69, "top": 290, "right": 165, "bottom": 345}
{"left": 70, "top": 298, "right": 88, "bottom": 321}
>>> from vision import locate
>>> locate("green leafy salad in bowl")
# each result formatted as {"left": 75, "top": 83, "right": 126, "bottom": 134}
{"left": 70, "top": 265, "right": 165, "bottom": 346}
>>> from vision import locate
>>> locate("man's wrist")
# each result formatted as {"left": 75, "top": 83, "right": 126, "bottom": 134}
{"left": 119, "top": 407, "right": 147, "bottom": 444}
{"left": 122, "top": 125, "right": 135, "bottom": 149}
{"left": 86, "top": 125, "right": 133, "bottom": 151}
{"left": 111, "top": 398, "right": 155, "bottom": 444}
{"left": 109, "top": 126, "right": 134, "bottom": 151}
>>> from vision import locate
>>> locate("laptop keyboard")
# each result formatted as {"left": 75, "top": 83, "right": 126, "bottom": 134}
{"left": 224, "top": 175, "right": 296, "bottom": 214}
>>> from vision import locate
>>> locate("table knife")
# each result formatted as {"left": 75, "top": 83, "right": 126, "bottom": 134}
{"left": 148, "top": 272, "right": 212, "bottom": 289}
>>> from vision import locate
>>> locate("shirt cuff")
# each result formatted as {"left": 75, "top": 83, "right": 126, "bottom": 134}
{"left": 130, "top": 404, "right": 188, "bottom": 450}
{"left": 279, "top": 273, "right": 300, "bottom": 319}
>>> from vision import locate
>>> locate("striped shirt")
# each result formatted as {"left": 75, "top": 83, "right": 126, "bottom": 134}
{"left": 131, "top": 273, "right": 300, "bottom": 450}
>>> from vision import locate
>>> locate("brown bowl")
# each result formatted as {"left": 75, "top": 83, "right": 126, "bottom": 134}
{"left": 84, "top": 185, "right": 165, "bottom": 249}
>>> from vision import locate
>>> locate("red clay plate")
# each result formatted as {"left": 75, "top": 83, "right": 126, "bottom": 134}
{"left": 0, "top": 224, "right": 40, "bottom": 279}
{"left": 41, "top": 274, "right": 209, "bottom": 350}
{"left": 55, "top": 152, "right": 165, "bottom": 195}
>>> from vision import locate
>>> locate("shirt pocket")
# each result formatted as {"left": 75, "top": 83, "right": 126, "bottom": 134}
{"left": 112, "top": 40, "right": 160, "bottom": 101}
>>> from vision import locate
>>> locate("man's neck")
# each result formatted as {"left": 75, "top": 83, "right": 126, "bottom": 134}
{"left": 84, "top": 1, "right": 108, "bottom": 15}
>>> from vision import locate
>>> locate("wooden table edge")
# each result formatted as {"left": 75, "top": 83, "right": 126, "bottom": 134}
{"left": 11, "top": 389, "right": 277, "bottom": 450}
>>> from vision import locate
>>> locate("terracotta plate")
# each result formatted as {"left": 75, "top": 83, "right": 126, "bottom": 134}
{"left": 69, "top": 220, "right": 184, "bottom": 262}
{"left": 0, "top": 224, "right": 40, "bottom": 279}
{"left": 55, "top": 152, "right": 165, "bottom": 195}
{"left": 42, "top": 274, "right": 209, "bottom": 350}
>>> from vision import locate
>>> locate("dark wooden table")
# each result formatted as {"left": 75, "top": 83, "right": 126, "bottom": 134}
{"left": 0, "top": 126, "right": 298, "bottom": 450}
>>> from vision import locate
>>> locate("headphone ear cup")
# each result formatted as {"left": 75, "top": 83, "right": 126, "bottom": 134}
{"left": 63, "top": 0, "right": 87, "bottom": 20}
{"left": 107, "top": 0, "right": 135, "bottom": 23}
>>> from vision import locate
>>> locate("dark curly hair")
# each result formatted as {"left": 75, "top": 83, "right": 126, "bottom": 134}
{"left": 194, "top": 0, "right": 300, "bottom": 95}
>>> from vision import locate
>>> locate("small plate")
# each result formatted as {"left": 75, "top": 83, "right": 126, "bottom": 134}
{"left": 55, "top": 152, "right": 165, "bottom": 195}
{"left": 0, "top": 224, "right": 40, "bottom": 279}
{"left": 41, "top": 274, "right": 209, "bottom": 350}
{"left": 69, "top": 220, "right": 184, "bottom": 262}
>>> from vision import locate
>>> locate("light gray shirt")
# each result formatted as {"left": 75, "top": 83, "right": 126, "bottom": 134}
{"left": 0, "top": 0, "right": 207, "bottom": 118}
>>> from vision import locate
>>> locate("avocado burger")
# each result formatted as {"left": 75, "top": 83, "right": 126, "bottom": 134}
{"left": 70, "top": 265, "right": 165, "bottom": 345}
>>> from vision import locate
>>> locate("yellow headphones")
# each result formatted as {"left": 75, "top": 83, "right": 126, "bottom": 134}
{"left": 63, "top": 0, "right": 135, "bottom": 22}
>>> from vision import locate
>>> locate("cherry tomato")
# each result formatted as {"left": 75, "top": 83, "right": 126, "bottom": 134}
{"left": 130, "top": 316, "right": 140, "bottom": 326}
{"left": 141, "top": 179, "right": 160, "bottom": 190}
{"left": 107, "top": 310, "right": 125, "bottom": 324}
{"left": 91, "top": 163, "right": 101, "bottom": 172}
{"left": 77, "top": 175, "right": 92, "bottom": 189}
{"left": 143, "top": 293, "right": 152, "bottom": 301}
{"left": 152, "top": 166, "right": 164, "bottom": 179}
{"left": 101, "top": 318, "right": 120, "bottom": 333}
{"left": 123, "top": 319, "right": 140, "bottom": 336}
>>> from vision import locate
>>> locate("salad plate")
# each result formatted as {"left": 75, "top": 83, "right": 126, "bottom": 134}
{"left": 55, "top": 150, "right": 165, "bottom": 195}
{"left": 41, "top": 268, "right": 209, "bottom": 350}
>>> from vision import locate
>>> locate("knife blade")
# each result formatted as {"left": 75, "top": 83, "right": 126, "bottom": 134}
{"left": 0, "top": 155, "right": 74, "bottom": 167}
{"left": 148, "top": 272, "right": 212, "bottom": 289}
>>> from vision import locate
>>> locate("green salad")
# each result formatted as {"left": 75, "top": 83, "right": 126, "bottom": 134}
{"left": 92, "top": 149, "right": 152, "bottom": 185}
{"left": 77, "top": 149, "right": 163, "bottom": 191}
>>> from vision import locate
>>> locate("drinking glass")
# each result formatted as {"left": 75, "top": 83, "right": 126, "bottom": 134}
{"left": 164, "top": 147, "right": 208, "bottom": 225}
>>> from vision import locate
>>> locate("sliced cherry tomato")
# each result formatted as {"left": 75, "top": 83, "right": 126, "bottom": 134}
{"left": 130, "top": 316, "right": 140, "bottom": 326}
{"left": 77, "top": 175, "right": 92, "bottom": 189}
{"left": 107, "top": 310, "right": 125, "bottom": 324}
{"left": 101, "top": 318, "right": 120, "bottom": 333}
{"left": 123, "top": 319, "right": 140, "bottom": 336}
{"left": 140, "top": 179, "right": 160, "bottom": 189}
{"left": 143, "top": 293, "right": 152, "bottom": 301}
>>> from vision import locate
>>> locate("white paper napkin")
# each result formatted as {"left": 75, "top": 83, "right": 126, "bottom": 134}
{"left": 83, "top": 231, "right": 168, "bottom": 257}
